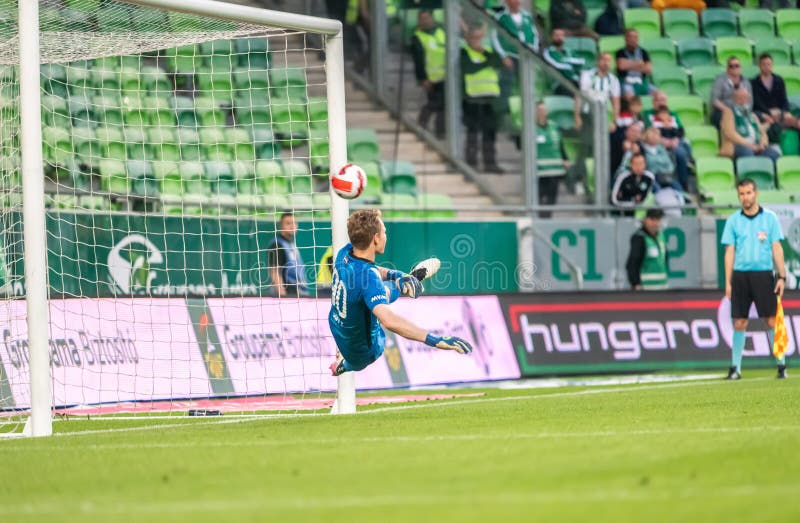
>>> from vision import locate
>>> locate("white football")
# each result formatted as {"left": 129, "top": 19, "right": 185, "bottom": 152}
{"left": 331, "top": 163, "right": 367, "bottom": 200}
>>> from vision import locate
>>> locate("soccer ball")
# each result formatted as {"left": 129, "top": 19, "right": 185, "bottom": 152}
{"left": 331, "top": 163, "right": 367, "bottom": 200}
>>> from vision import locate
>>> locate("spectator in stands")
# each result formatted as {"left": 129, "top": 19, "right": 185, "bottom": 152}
{"left": 536, "top": 102, "right": 570, "bottom": 217}
{"left": 411, "top": 10, "right": 446, "bottom": 139}
{"left": 616, "top": 29, "right": 654, "bottom": 98}
{"left": 644, "top": 91, "right": 694, "bottom": 192}
{"left": 543, "top": 28, "right": 585, "bottom": 96}
{"left": 643, "top": 126, "right": 682, "bottom": 192}
{"left": 461, "top": 25, "right": 505, "bottom": 173}
{"left": 720, "top": 88, "right": 781, "bottom": 163}
{"left": 611, "top": 121, "right": 644, "bottom": 177}
{"left": 575, "top": 52, "right": 621, "bottom": 132}
{"left": 315, "top": 246, "right": 334, "bottom": 297}
{"left": 268, "top": 212, "right": 309, "bottom": 298}
{"left": 325, "top": 0, "right": 370, "bottom": 73}
{"left": 752, "top": 53, "right": 799, "bottom": 144}
{"left": 594, "top": 1, "right": 624, "bottom": 37}
{"left": 626, "top": 208, "right": 668, "bottom": 291}
{"left": 549, "top": 0, "right": 597, "bottom": 39}
{"left": 711, "top": 57, "right": 752, "bottom": 129}
{"left": 490, "top": 0, "right": 538, "bottom": 114}
{"left": 616, "top": 95, "right": 644, "bottom": 130}
{"left": 611, "top": 152, "right": 655, "bottom": 215}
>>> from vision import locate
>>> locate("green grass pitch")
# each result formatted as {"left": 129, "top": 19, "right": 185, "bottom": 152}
{"left": 1, "top": 370, "right": 798, "bottom": 523}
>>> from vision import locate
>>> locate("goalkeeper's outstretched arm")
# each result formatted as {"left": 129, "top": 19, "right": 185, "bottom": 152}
{"left": 372, "top": 304, "right": 473, "bottom": 354}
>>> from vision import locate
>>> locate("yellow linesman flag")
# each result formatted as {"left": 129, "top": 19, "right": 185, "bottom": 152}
{"left": 773, "top": 297, "right": 788, "bottom": 359}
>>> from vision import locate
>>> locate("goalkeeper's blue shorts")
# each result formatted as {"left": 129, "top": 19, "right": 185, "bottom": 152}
{"left": 341, "top": 344, "right": 384, "bottom": 372}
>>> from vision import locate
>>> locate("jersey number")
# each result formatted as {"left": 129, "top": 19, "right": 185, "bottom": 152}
{"left": 331, "top": 268, "right": 347, "bottom": 319}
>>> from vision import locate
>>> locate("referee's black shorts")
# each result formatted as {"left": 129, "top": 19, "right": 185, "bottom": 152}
{"left": 731, "top": 270, "right": 777, "bottom": 319}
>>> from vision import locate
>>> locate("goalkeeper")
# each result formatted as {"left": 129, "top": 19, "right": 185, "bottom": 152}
{"left": 328, "top": 209, "right": 472, "bottom": 375}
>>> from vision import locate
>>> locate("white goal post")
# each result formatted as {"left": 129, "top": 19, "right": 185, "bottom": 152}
{"left": 6, "top": 0, "right": 354, "bottom": 438}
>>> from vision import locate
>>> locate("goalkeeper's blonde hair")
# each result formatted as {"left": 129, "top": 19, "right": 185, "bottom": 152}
{"left": 348, "top": 209, "right": 383, "bottom": 249}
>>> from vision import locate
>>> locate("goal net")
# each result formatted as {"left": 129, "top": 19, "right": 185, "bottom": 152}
{"left": 0, "top": 0, "right": 350, "bottom": 436}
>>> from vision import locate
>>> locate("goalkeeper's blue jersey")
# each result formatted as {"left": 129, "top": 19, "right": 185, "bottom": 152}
{"left": 328, "top": 244, "right": 390, "bottom": 361}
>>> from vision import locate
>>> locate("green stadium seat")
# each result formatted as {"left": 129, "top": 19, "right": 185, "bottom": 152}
{"left": 143, "top": 96, "right": 174, "bottom": 127}
{"left": 418, "top": 193, "right": 456, "bottom": 219}
{"left": 307, "top": 97, "right": 328, "bottom": 129}
{"left": 669, "top": 95, "right": 705, "bottom": 126}
{"left": 736, "top": 156, "right": 776, "bottom": 190}
{"left": 269, "top": 68, "right": 308, "bottom": 102}
{"left": 544, "top": 96, "right": 576, "bottom": 130}
{"left": 163, "top": 44, "right": 201, "bottom": 74}
{"left": 662, "top": 9, "right": 700, "bottom": 40}
{"left": 381, "top": 193, "right": 419, "bottom": 219}
{"left": 204, "top": 161, "right": 237, "bottom": 196}
{"left": 697, "top": 157, "right": 735, "bottom": 198}
{"left": 177, "top": 127, "right": 201, "bottom": 161}
{"left": 624, "top": 9, "right": 661, "bottom": 39}
{"left": 381, "top": 160, "right": 416, "bottom": 185}
{"left": 251, "top": 128, "right": 280, "bottom": 159}
{"left": 93, "top": 94, "right": 123, "bottom": 125}
{"left": 118, "top": 66, "right": 143, "bottom": 95}
{"left": 715, "top": 37, "right": 753, "bottom": 66}
{"left": 777, "top": 155, "right": 800, "bottom": 191}
{"left": 362, "top": 168, "right": 383, "bottom": 198}
{"left": 741, "top": 63, "right": 759, "bottom": 80}
{"left": 701, "top": 8, "right": 738, "bottom": 39}
{"left": 232, "top": 67, "right": 270, "bottom": 97}
{"left": 41, "top": 95, "right": 70, "bottom": 129}
{"left": 231, "top": 160, "right": 257, "bottom": 195}
{"left": 171, "top": 96, "right": 198, "bottom": 127}
{"left": 270, "top": 97, "right": 308, "bottom": 145}
{"left": 124, "top": 126, "right": 149, "bottom": 160}
{"left": 234, "top": 94, "right": 270, "bottom": 129}
{"left": 67, "top": 94, "right": 95, "bottom": 126}
{"left": 224, "top": 127, "right": 255, "bottom": 162}
{"left": 96, "top": 126, "right": 126, "bottom": 161}
{"left": 234, "top": 37, "right": 270, "bottom": 69}
{"left": 158, "top": 164, "right": 184, "bottom": 199}
{"left": 65, "top": 62, "right": 91, "bottom": 95}
{"left": 140, "top": 66, "right": 172, "bottom": 95}
{"left": 739, "top": 9, "right": 775, "bottom": 40}
{"left": 42, "top": 126, "right": 72, "bottom": 166}
{"left": 776, "top": 9, "right": 800, "bottom": 40}
{"left": 72, "top": 126, "right": 99, "bottom": 168}
{"left": 61, "top": 8, "right": 93, "bottom": 33}
{"left": 98, "top": 158, "right": 129, "bottom": 194}
{"left": 564, "top": 37, "right": 598, "bottom": 68}
{"left": 283, "top": 160, "right": 313, "bottom": 194}
{"left": 692, "top": 64, "right": 725, "bottom": 100}
{"left": 652, "top": 65, "right": 690, "bottom": 94}
{"left": 640, "top": 37, "right": 677, "bottom": 67}
{"left": 196, "top": 71, "right": 233, "bottom": 98}
{"left": 255, "top": 160, "right": 289, "bottom": 194}
{"left": 199, "top": 127, "right": 229, "bottom": 161}
{"left": 199, "top": 39, "right": 235, "bottom": 71}
{"left": 121, "top": 97, "right": 150, "bottom": 128}
{"left": 41, "top": 64, "right": 68, "bottom": 97}
{"left": 152, "top": 159, "right": 180, "bottom": 180}
{"left": 179, "top": 161, "right": 210, "bottom": 196}
{"left": 754, "top": 38, "right": 792, "bottom": 65}
{"left": 96, "top": 5, "right": 131, "bottom": 32}
{"left": 308, "top": 128, "right": 329, "bottom": 170}
{"left": 387, "top": 173, "right": 417, "bottom": 195}
{"left": 147, "top": 127, "right": 180, "bottom": 162}
{"left": 774, "top": 65, "right": 800, "bottom": 94}
{"left": 599, "top": 35, "right": 625, "bottom": 56}
{"left": 678, "top": 38, "right": 715, "bottom": 67}
{"left": 684, "top": 125, "right": 719, "bottom": 158}
{"left": 194, "top": 96, "right": 227, "bottom": 126}
{"left": 347, "top": 128, "right": 381, "bottom": 163}
{"left": 128, "top": 159, "right": 159, "bottom": 198}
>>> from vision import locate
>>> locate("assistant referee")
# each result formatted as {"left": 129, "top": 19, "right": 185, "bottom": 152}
{"left": 721, "top": 178, "right": 787, "bottom": 380}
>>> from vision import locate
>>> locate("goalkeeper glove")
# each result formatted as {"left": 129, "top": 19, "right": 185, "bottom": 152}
{"left": 387, "top": 270, "right": 423, "bottom": 298}
{"left": 425, "top": 333, "right": 473, "bottom": 354}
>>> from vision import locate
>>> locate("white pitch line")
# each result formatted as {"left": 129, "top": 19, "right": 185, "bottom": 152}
{"left": 0, "top": 485, "right": 797, "bottom": 515}
{"left": 0, "top": 375, "right": 778, "bottom": 444}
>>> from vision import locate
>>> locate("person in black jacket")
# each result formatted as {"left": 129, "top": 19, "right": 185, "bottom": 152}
{"left": 752, "top": 53, "right": 800, "bottom": 143}
{"left": 594, "top": 0, "right": 623, "bottom": 36}
{"left": 611, "top": 152, "right": 655, "bottom": 216}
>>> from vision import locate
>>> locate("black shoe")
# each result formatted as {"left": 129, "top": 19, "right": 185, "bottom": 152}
{"left": 725, "top": 366, "right": 741, "bottom": 380}
{"left": 777, "top": 364, "right": 787, "bottom": 379}
{"left": 484, "top": 163, "right": 505, "bottom": 174}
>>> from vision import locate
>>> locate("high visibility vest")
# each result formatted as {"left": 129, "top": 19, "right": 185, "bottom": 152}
{"left": 463, "top": 45, "right": 500, "bottom": 98}
{"left": 414, "top": 27, "right": 446, "bottom": 83}
{"left": 637, "top": 230, "right": 668, "bottom": 290}
{"left": 346, "top": 0, "right": 359, "bottom": 24}
{"left": 317, "top": 246, "right": 333, "bottom": 286}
